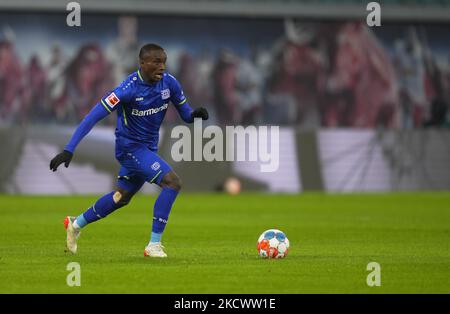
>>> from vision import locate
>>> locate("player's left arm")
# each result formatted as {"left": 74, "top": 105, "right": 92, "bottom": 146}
{"left": 168, "top": 74, "right": 208, "bottom": 123}
{"left": 50, "top": 81, "right": 132, "bottom": 172}
{"left": 49, "top": 104, "right": 110, "bottom": 172}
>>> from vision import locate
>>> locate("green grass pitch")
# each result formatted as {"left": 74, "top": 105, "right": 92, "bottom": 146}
{"left": 0, "top": 193, "right": 449, "bottom": 293}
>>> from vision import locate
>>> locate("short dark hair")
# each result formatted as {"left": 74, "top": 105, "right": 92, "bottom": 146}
{"left": 139, "top": 43, "right": 164, "bottom": 60}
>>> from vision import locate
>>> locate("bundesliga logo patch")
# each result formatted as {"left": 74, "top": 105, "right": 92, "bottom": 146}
{"left": 161, "top": 89, "right": 170, "bottom": 100}
{"left": 105, "top": 92, "right": 120, "bottom": 108}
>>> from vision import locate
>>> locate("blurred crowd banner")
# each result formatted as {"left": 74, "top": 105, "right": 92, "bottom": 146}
{"left": 0, "top": 12, "right": 449, "bottom": 129}
{"left": 0, "top": 10, "right": 449, "bottom": 194}
{"left": 1, "top": 124, "right": 449, "bottom": 194}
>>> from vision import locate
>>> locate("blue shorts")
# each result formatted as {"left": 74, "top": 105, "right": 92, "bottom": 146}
{"left": 115, "top": 137, "right": 172, "bottom": 194}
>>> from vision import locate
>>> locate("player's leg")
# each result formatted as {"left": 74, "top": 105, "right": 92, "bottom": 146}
{"left": 115, "top": 144, "right": 179, "bottom": 257}
{"left": 129, "top": 150, "right": 179, "bottom": 257}
{"left": 64, "top": 171, "right": 145, "bottom": 254}
{"left": 72, "top": 188, "right": 136, "bottom": 228}
{"left": 144, "top": 170, "right": 181, "bottom": 257}
{"left": 149, "top": 171, "right": 181, "bottom": 241}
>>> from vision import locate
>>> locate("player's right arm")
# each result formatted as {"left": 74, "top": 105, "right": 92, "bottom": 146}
{"left": 167, "top": 73, "right": 209, "bottom": 123}
{"left": 50, "top": 83, "right": 131, "bottom": 172}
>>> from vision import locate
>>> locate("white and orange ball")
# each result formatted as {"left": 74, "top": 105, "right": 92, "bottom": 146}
{"left": 257, "top": 229, "right": 290, "bottom": 259}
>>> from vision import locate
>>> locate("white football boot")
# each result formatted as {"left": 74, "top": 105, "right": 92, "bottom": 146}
{"left": 144, "top": 242, "right": 167, "bottom": 258}
{"left": 64, "top": 216, "right": 80, "bottom": 254}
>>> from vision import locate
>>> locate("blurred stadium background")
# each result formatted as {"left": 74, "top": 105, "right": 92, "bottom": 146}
{"left": 1, "top": 0, "right": 449, "bottom": 195}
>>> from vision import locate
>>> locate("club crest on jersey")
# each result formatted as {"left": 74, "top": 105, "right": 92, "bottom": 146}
{"left": 161, "top": 89, "right": 170, "bottom": 100}
{"left": 105, "top": 92, "right": 120, "bottom": 108}
{"left": 151, "top": 162, "right": 161, "bottom": 171}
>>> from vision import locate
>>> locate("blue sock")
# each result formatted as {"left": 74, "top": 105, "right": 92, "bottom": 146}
{"left": 151, "top": 187, "right": 179, "bottom": 242}
{"left": 80, "top": 191, "right": 123, "bottom": 226}
{"left": 74, "top": 213, "right": 88, "bottom": 228}
{"left": 150, "top": 232, "right": 162, "bottom": 243}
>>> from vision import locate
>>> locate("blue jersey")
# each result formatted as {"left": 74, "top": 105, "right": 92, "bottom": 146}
{"left": 64, "top": 69, "right": 193, "bottom": 154}
{"left": 100, "top": 70, "right": 188, "bottom": 151}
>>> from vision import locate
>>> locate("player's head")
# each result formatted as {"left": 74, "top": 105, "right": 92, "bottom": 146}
{"left": 139, "top": 43, "right": 167, "bottom": 83}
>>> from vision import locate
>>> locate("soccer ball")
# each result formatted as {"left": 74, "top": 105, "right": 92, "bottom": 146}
{"left": 257, "top": 229, "right": 290, "bottom": 259}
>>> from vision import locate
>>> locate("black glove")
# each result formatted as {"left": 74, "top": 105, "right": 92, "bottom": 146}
{"left": 49, "top": 150, "right": 73, "bottom": 172}
{"left": 191, "top": 107, "right": 209, "bottom": 120}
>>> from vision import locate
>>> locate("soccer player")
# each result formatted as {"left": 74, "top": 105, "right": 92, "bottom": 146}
{"left": 49, "top": 43, "right": 208, "bottom": 257}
